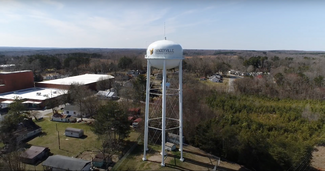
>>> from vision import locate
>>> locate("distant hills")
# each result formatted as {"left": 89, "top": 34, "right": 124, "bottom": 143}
{"left": 0, "top": 47, "right": 146, "bottom": 57}
{"left": 0, "top": 47, "right": 324, "bottom": 57}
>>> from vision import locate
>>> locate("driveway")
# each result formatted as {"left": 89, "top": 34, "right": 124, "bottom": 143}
{"left": 227, "top": 74, "right": 243, "bottom": 92}
{"left": 36, "top": 109, "right": 53, "bottom": 118}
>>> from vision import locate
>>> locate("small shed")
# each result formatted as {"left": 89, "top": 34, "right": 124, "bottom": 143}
{"left": 165, "top": 142, "right": 176, "bottom": 151}
{"left": 92, "top": 153, "right": 106, "bottom": 168}
{"left": 167, "top": 133, "right": 184, "bottom": 145}
{"left": 65, "top": 127, "right": 84, "bottom": 138}
{"left": 20, "top": 146, "right": 50, "bottom": 164}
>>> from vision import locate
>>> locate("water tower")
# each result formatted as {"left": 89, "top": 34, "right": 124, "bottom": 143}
{"left": 142, "top": 40, "right": 184, "bottom": 166}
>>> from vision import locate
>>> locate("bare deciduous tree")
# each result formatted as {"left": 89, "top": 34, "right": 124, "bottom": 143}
{"left": 0, "top": 151, "right": 26, "bottom": 171}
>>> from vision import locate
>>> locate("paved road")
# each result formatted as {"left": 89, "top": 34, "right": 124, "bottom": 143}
{"left": 227, "top": 74, "right": 243, "bottom": 92}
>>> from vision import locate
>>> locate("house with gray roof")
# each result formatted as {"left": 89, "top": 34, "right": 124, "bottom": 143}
{"left": 42, "top": 155, "right": 91, "bottom": 171}
{"left": 20, "top": 146, "right": 50, "bottom": 164}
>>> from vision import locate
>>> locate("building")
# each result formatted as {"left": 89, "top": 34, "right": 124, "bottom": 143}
{"left": 51, "top": 113, "right": 76, "bottom": 123}
{"left": 63, "top": 104, "right": 84, "bottom": 117}
{"left": 65, "top": 127, "right": 84, "bottom": 138}
{"left": 92, "top": 153, "right": 106, "bottom": 168}
{"left": 0, "top": 70, "right": 34, "bottom": 94}
{"left": 0, "top": 72, "right": 114, "bottom": 109}
{"left": 209, "top": 74, "right": 223, "bottom": 83}
{"left": 13, "top": 118, "right": 42, "bottom": 143}
{"left": 0, "top": 64, "right": 16, "bottom": 71}
{"left": 35, "top": 74, "right": 114, "bottom": 91}
{"left": 42, "top": 155, "right": 91, "bottom": 171}
{"left": 165, "top": 142, "right": 176, "bottom": 151}
{"left": 96, "top": 90, "right": 119, "bottom": 100}
{"left": 0, "top": 87, "right": 67, "bottom": 109}
{"left": 167, "top": 133, "right": 184, "bottom": 145}
{"left": 20, "top": 146, "right": 50, "bottom": 164}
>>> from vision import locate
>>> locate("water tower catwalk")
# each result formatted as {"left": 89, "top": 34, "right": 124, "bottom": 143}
{"left": 142, "top": 40, "right": 184, "bottom": 166}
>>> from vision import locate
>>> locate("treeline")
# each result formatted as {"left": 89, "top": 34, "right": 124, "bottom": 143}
{"left": 26, "top": 54, "right": 62, "bottom": 70}
{"left": 26, "top": 53, "right": 100, "bottom": 71}
{"left": 234, "top": 69, "right": 325, "bottom": 100}
{"left": 17, "top": 53, "right": 105, "bottom": 78}
{"left": 185, "top": 92, "right": 325, "bottom": 170}
{"left": 63, "top": 55, "right": 90, "bottom": 68}
{"left": 243, "top": 56, "right": 268, "bottom": 71}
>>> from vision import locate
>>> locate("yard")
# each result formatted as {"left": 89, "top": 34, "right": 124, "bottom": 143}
{"left": 24, "top": 117, "right": 143, "bottom": 170}
{"left": 29, "top": 118, "right": 101, "bottom": 156}
{"left": 25, "top": 118, "right": 101, "bottom": 170}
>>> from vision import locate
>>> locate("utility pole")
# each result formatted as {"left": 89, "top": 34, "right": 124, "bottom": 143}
{"left": 56, "top": 124, "right": 60, "bottom": 149}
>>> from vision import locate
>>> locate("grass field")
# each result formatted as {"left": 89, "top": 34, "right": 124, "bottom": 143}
{"left": 25, "top": 118, "right": 101, "bottom": 170}
{"left": 28, "top": 119, "right": 101, "bottom": 157}
{"left": 115, "top": 144, "right": 162, "bottom": 171}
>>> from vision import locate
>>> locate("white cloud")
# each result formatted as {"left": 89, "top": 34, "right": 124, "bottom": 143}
{"left": 40, "top": 0, "right": 64, "bottom": 9}
{"left": 44, "top": 18, "right": 86, "bottom": 36}
{"left": 0, "top": 0, "right": 25, "bottom": 23}
{"left": 83, "top": 16, "right": 121, "bottom": 32}
{"left": 0, "top": 12, "right": 22, "bottom": 23}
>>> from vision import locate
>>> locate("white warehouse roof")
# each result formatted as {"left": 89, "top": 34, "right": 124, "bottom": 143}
{"left": 37, "top": 74, "right": 114, "bottom": 85}
{"left": 0, "top": 70, "right": 31, "bottom": 74}
{"left": 0, "top": 87, "right": 67, "bottom": 101}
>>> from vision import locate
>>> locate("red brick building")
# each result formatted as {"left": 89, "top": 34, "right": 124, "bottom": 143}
{"left": 0, "top": 70, "right": 34, "bottom": 94}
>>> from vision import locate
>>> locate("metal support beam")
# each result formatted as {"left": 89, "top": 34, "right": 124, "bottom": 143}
{"left": 161, "top": 60, "right": 167, "bottom": 167}
{"left": 142, "top": 62, "right": 151, "bottom": 161}
{"left": 179, "top": 61, "right": 184, "bottom": 162}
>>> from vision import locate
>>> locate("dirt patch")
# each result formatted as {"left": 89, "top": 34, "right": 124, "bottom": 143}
{"left": 118, "top": 144, "right": 245, "bottom": 171}
{"left": 148, "top": 152, "right": 172, "bottom": 163}
{"left": 311, "top": 146, "right": 325, "bottom": 171}
{"left": 181, "top": 145, "right": 243, "bottom": 171}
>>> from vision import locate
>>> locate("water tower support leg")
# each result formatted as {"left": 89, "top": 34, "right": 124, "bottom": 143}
{"left": 179, "top": 61, "right": 184, "bottom": 162}
{"left": 143, "top": 62, "right": 151, "bottom": 161}
{"left": 161, "top": 60, "right": 167, "bottom": 167}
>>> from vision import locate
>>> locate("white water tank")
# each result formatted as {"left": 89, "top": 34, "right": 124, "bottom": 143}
{"left": 145, "top": 40, "right": 183, "bottom": 69}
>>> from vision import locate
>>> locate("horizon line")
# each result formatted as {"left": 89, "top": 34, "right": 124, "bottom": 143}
{"left": 0, "top": 46, "right": 324, "bottom": 52}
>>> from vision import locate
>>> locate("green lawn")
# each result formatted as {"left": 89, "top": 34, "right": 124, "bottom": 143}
{"left": 25, "top": 118, "right": 143, "bottom": 170}
{"left": 25, "top": 118, "right": 101, "bottom": 170}
{"left": 28, "top": 118, "right": 101, "bottom": 157}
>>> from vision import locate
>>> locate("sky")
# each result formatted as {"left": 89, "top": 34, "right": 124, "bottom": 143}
{"left": 0, "top": 0, "right": 325, "bottom": 51}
